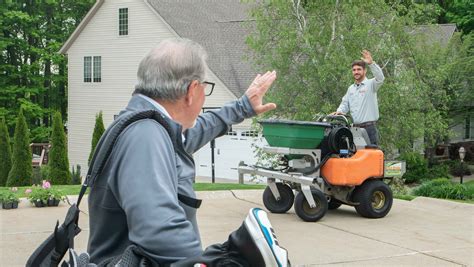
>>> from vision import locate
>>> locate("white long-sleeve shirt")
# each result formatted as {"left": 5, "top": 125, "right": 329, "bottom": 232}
{"left": 337, "top": 63, "right": 385, "bottom": 124}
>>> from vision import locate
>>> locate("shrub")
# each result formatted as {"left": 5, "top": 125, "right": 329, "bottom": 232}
{"left": 400, "top": 152, "right": 428, "bottom": 184}
{"left": 48, "top": 111, "right": 71, "bottom": 184}
{"left": 388, "top": 176, "right": 408, "bottom": 195}
{"left": 413, "top": 178, "right": 472, "bottom": 200}
{"left": 40, "top": 165, "right": 51, "bottom": 181}
{"left": 71, "top": 164, "right": 82, "bottom": 185}
{"left": 0, "top": 117, "right": 12, "bottom": 186}
{"left": 88, "top": 111, "right": 105, "bottom": 165}
{"left": 427, "top": 163, "right": 450, "bottom": 179}
{"left": 449, "top": 161, "right": 471, "bottom": 177}
{"left": 6, "top": 108, "right": 32, "bottom": 186}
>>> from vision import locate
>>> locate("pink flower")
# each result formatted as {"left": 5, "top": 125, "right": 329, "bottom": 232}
{"left": 42, "top": 180, "right": 51, "bottom": 189}
{"left": 25, "top": 189, "right": 32, "bottom": 194}
{"left": 11, "top": 187, "right": 18, "bottom": 192}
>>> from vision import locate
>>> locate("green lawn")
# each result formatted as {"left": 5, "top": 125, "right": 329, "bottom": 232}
{"left": 3, "top": 182, "right": 472, "bottom": 204}
{"left": 0, "top": 183, "right": 266, "bottom": 198}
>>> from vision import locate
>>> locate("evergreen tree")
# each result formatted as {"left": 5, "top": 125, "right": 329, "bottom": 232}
{"left": 0, "top": 117, "right": 12, "bottom": 186}
{"left": 88, "top": 111, "right": 105, "bottom": 165}
{"left": 6, "top": 108, "right": 32, "bottom": 186}
{"left": 48, "top": 111, "right": 71, "bottom": 184}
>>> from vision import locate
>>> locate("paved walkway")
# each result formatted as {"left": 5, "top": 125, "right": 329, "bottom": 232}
{"left": 1, "top": 190, "right": 473, "bottom": 266}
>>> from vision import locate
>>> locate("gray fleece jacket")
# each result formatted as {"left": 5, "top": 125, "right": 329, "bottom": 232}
{"left": 87, "top": 94, "right": 256, "bottom": 264}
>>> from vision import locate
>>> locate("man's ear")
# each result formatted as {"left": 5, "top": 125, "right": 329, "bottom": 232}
{"left": 185, "top": 80, "right": 199, "bottom": 106}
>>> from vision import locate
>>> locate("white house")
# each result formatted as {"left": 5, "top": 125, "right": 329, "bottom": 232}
{"left": 59, "top": 0, "right": 266, "bottom": 181}
{"left": 60, "top": 1, "right": 472, "bottom": 180}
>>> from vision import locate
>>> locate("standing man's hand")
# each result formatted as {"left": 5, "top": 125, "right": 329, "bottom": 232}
{"left": 246, "top": 71, "right": 277, "bottom": 115}
{"left": 361, "top": 50, "right": 373, "bottom": 65}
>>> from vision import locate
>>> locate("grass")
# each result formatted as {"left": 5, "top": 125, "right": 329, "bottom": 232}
{"left": 2, "top": 181, "right": 471, "bottom": 203}
{"left": 0, "top": 183, "right": 266, "bottom": 197}
{"left": 394, "top": 194, "right": 416, "bottom": 201}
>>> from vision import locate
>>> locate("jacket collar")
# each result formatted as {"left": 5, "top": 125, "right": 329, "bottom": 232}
{"left": 354, "top": 77, "right": 368, "bottom": 87}
{"left": 119, "top": 94, "right": 184, "bottom": 140}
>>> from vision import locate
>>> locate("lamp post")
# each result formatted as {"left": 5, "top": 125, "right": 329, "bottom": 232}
{"left": 459, "top": 146, "right": 466, "bottom": 184}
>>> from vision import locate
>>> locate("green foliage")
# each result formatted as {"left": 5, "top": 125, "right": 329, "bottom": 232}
{"left": 6, "top": 108, "right": 32, "bottom": 186}
{"left": 427, "top": 163, "right": 450, "bottom": 180}
{"left": 39, "top": 165, "right": 51, "bottom": 182}
{"left": 445, "top": 0, "right": 474, "bottom": 34}
{"left": 389, "top": 176, "right": 409, "bottom": 195}
{"left": 0, "top": 1, "right": 95, "bottom": 142}
{"left": 247, "top": 1, "right": 472, "bottom": 156}
{"left": 400, "top": 152, "right": 428, "bottom": 183}
{"left": 48, "top": 111, "right": 71, "bottom": 184}
{"left": 0, "top": 117, "right": 12, "bottom": 186}
{"left": 449, "top": 161, "right": 472, "bottom": 176}
{"left": 386, "top": 0, "right": 473, "bottom": 34}
{"left": 0, "top": 190, "right": 20, "bottom": 203}
{"left": 88, "top": 111, "right": 105, "bottom": 165}
{"left": 27, "top": 187, "right": 50, "bottom": 203}
{"left": 26, "top": 181, "right": 66, "bottom": 203}
{"left": 71, "top": 164, "right": 82, "bottom": 185}
{"left": 413, "top": 178, "right": 473, "bottom": 200}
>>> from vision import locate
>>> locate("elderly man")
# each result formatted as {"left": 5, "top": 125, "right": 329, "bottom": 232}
{"left": 333, "top": 50, "right": 385, "bottom": 145}
{"left": 87, "top": 38, "right": 288, "bottom": 266}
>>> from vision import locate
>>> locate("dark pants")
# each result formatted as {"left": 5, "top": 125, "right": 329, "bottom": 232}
{"left": 362, "top": 124, "right": 379, "bottom": 146}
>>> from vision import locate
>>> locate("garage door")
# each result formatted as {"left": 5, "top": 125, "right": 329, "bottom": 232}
{"left": 194, "top": 130, "right": 267, "bottom": 181}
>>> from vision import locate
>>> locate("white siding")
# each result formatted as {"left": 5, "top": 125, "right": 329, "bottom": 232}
{"left": 67, "top": 0, "right": 240, "bottom": 173}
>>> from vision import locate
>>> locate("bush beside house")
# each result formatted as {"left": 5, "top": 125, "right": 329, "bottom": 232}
{"left": 88, "top": 111, "right": 105, "bottom": 165}
{"left": 48, "top": 111, "right": 71, "bottom": 185}
{"left": 6, "top": 108, "right": 32, "bottom": 186}
{"left": 413, "top": 178, "right": 474, "bottom": 200}
{"left": 0, "top": 117, "right": 12, "bottom": 186}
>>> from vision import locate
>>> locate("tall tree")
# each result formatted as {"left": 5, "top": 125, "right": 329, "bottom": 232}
{"left": 0, "top": 0, "right": 95, "bottom": 142}
{"left": 88, "top": 111, "right": 105, "bottom": 165}
{"left": 48, "top": 111, "right": 71, "bottom": 185}
{"left": 0, "top": 117, "right": 12, "bottom": 186}
{"left": 6, "top": 108, "right": 32, "bottom": 186}
{"left": 247, "top": 0, "right": 470, "bottom": 156}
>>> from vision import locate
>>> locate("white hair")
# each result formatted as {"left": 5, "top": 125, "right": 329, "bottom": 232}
{"left": 134, "top": 38, "right": 208, "bottom": 101}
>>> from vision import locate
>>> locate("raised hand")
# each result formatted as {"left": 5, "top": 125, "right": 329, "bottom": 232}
{"left": 245, "top": 71, "right": 277, "bottom": 115}
{"left": 361, "top": 50, "right": 373, "bottom": 64}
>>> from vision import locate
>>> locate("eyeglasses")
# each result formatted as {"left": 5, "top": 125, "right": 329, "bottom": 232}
{"left": 202, "top": 81, "right": 215, "bottom": 96}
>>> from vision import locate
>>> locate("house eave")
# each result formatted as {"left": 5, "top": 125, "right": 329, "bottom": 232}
{"left": 59, "top": 0, "right": 105, "bottom": 54}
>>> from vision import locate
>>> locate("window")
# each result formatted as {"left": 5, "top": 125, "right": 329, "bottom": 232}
{"left": 84, "top": 56, "right": 92, "bottom": 82}
{"left": 119, "top": 8, "right": 128, "bottom": 36}
{"left": 466, "top": 116, "right": 471, "bottom": 139}
{"left": 84, "top": 56, "right": 101, "bottom": 83}
{"left": 93, "top": 56, "right": 101, "bottom": 82}
{"left": 226, "top": 131, "right": 237, "bottom": 136}
{"left": 241, "top": 131, "right": 258, "bottom": 137}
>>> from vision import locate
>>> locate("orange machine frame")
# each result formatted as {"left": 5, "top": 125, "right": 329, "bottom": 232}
{"left": 320, "top": 149, "right": 384, "bottom": 186}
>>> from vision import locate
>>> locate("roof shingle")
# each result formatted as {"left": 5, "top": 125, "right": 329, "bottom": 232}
{"left": 147, "top": 0, "right": 256, "bottom": 97}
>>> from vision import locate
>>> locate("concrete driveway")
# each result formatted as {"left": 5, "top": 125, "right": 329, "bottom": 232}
{"left": 1, "top": 190, "right": 473, "bottom": 266}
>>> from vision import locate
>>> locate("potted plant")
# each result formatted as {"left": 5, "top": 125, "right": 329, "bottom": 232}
{"left": 0, "top": 190, "right": 20, "bottom": 209}
{"left": 47, "top": 188, "right": 65, "bottom": 206}
{"left": 26, "top": 180, "right": 65, "bottom": 207}
{"left": 27, "top": 187, "right": 49, "bottom": 207}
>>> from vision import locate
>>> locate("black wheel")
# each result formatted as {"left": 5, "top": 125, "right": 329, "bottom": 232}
{"left": 263, "top": 183, "right": 294, "bottom": 213}
{"left": 328, "top": 198, "right": 342, "bottom": 210}
{"left": 353, "top": 180, "right": 393, "bottom": 218}
{"left": 294, "top": 190, "right": 328, "bottom": 222}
